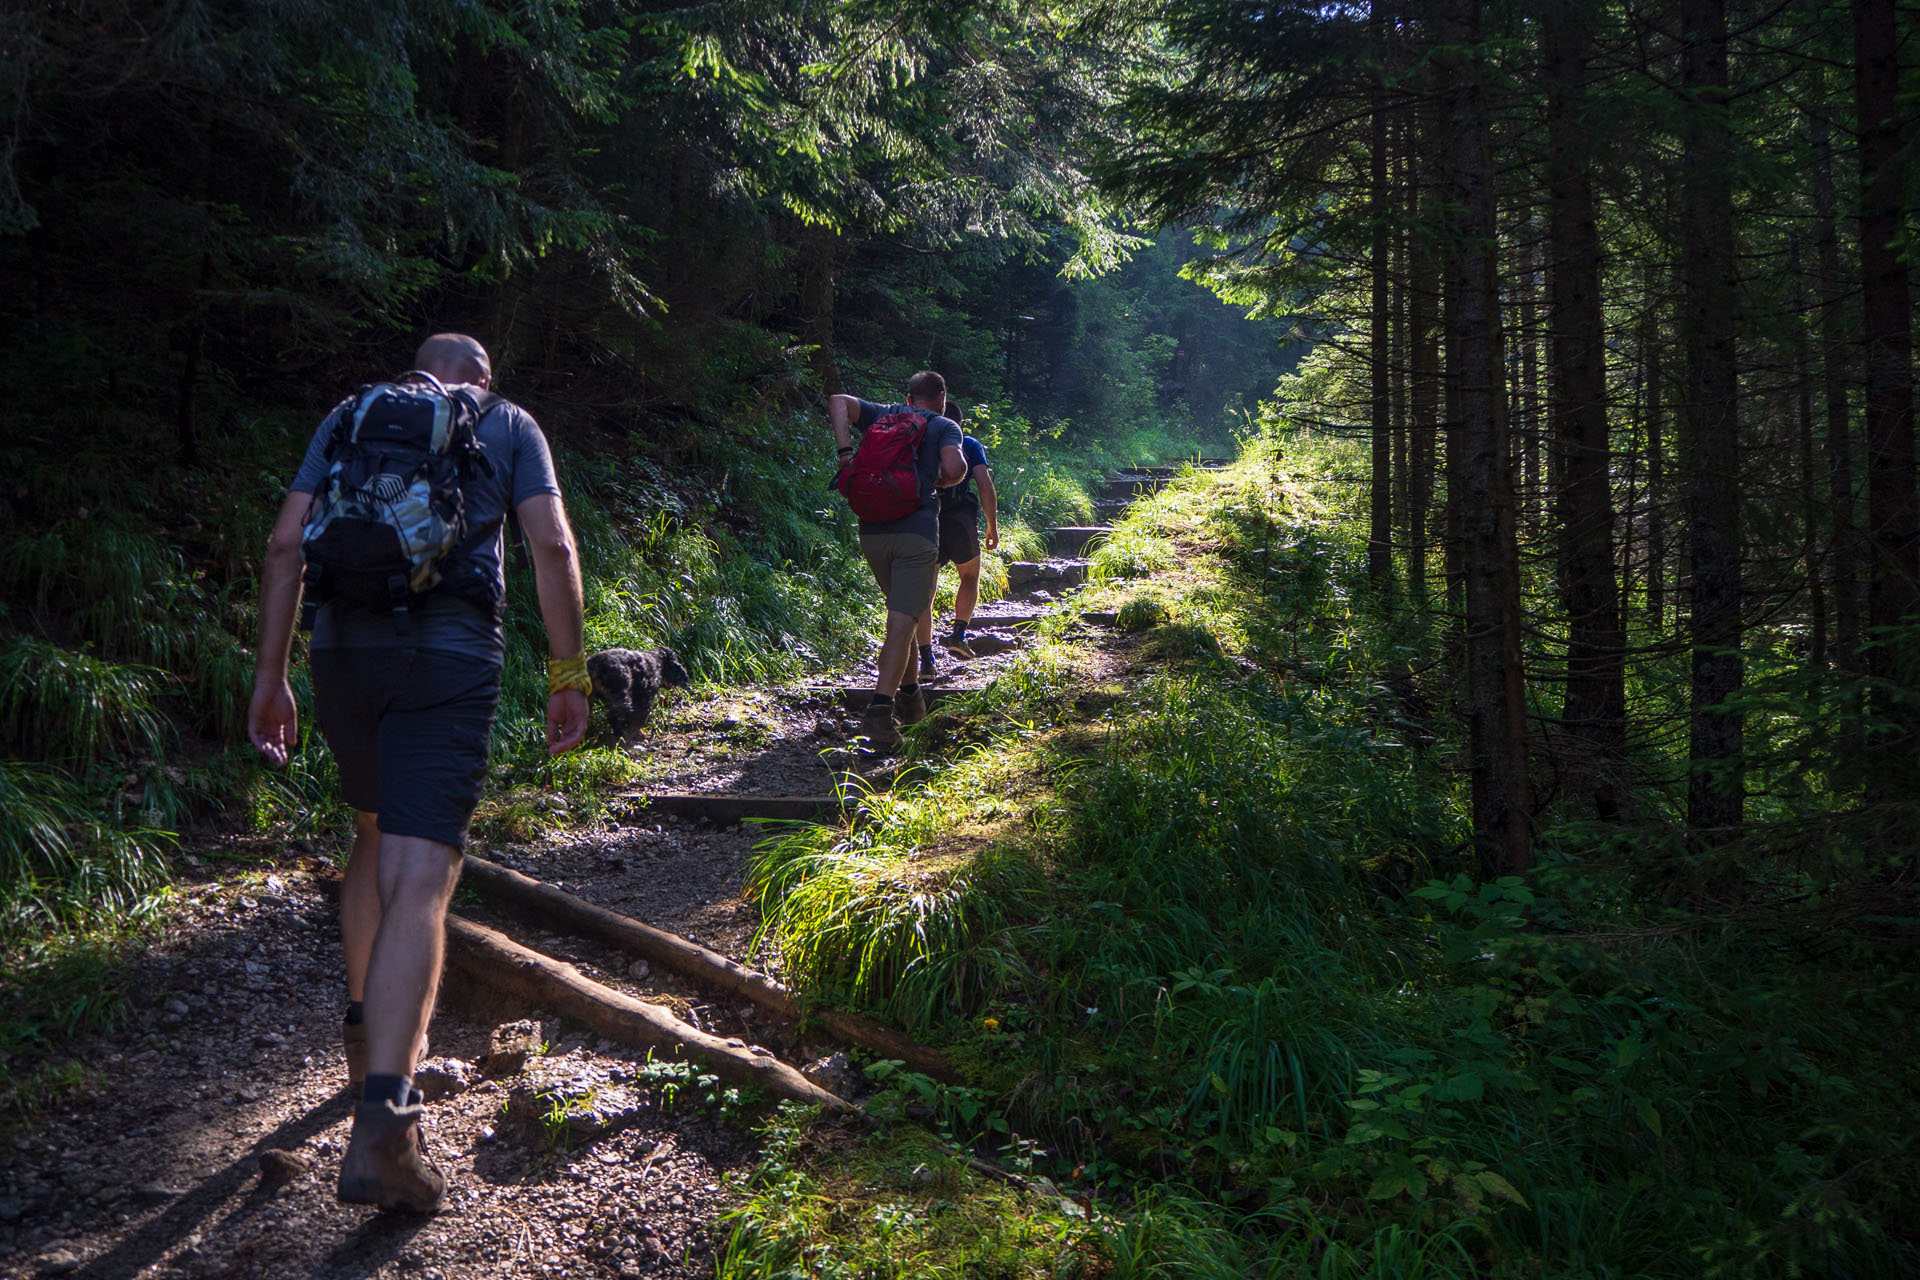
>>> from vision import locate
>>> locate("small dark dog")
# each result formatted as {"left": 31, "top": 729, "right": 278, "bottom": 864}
{"left": 587, "top": 647, "right": 690, "bottom": 741}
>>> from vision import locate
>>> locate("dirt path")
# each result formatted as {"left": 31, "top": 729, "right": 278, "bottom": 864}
{"left": 0, "top": 496, "right": 1175, "bottom": 1279}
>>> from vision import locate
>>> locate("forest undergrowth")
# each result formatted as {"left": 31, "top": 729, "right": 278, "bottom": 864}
{"left": 727, "top": 430, "right": 1919, "bottom": 1279}
{"left": 0, "top": 386, "right": 1204, "bottom": 1115}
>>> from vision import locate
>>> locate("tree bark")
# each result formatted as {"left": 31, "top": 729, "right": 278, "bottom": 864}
{"left": 1854, "top": 0, "right": 1919, "bottom": 775}
{"left": 1442, "top": 0, "right": 1531, "bottom": 877}
{"left": 443, "top": 916, "right": 853, "bottom": 1111}
{"left": 1680, "top": 0, "right": 1744, "bottom": 840}
{"left": 460, "top": 855, "right": 958, "bottom": 1081}
{"left": 1813, "top": 113, "right": 1861, "bottom": 670}
{"left": 1545, "top": 1, "right": 1626, "bottom": 816}
{"left": 1644, "top": 267, "right": 1668, "bottom": 630}
{"left": 1368, "top": 6, "right": 1394, "bottom": 588}
{"left": 1409, "top": 114, "right": 1441, "bottom": 600}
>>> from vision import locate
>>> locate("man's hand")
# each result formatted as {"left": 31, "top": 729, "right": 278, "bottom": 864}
{"left": 248, "top": 678, "right": 298, "bottom": 767}
{"left": 547, "top": 688, "right": 589, "bottom": 755}
{"left": 984, "top": 526, "right": 1000, "bottom": 552}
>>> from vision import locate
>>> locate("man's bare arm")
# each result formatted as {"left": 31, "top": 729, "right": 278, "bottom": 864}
{"left": 247, "top": 492, "right": 314, "bottom": 766}
{"left": 516, "top": 493, "right": 590, "bottom": 755}
{"left": 975, "top": 466, "right": 999, "bottom": 551}
{"left": 828, "top": 394, "right": 861, "bottom": 452}
{"left": 937, "top": 444, "right": 966, "bottom": 487}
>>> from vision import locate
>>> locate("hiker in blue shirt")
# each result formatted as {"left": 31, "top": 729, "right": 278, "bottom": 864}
{"left": 917, "top": 420, "right": 999, "bottom": 670}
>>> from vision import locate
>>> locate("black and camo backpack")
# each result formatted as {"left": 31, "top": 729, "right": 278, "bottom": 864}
{"left": 299, "top": 371, "right": 497, "bottom": 631}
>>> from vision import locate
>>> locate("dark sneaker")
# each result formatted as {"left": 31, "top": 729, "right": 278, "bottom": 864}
{"left": 896, "top": 687, "right": 928, "bottom": 725}
{"left": 919, "top": 647, "right": 937, "bottom": 678}
{"left": 338, "top": 1099, "right": 446, "bottom": 1213}
{"left": 859, "top": 702, "right": 900, "bottom": 748}
{"left": 944, "top": 636, "right": 976, "bottom": 660}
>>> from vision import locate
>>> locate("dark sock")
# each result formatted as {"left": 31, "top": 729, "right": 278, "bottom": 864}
{"left": 363, "top": 1073, "right": 412, "bottom": 1108}
{"left": 919, "top": 643, "right": 934, "bottom": 658}
{"left": 899, "top": 683, "right": 919, "bottom": 697}
{"left": 950, "top": 620, "right": 968, "bottom": 639}
{"left": 344, "top": 1001, "right": 365, "bottom": 1026}
{"left": 871, "top": 692, "right": 894, "bottom": 709}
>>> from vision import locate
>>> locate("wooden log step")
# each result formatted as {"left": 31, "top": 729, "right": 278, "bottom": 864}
{"left": 460, "top": 856, "right": 958, "bottom": 1082}
{"left": 1047, "top": 526, "right": 1112, "bottom": 557}
{"left": 617, "top": 792, "right": 850, "bottom": 826}
{"left": 443, "top": 914, "right": 853, "bottom": 1111}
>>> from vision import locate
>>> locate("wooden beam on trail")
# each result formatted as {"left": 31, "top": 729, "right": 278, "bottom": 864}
{"left": 444, "top": 914, "right": 853, "bottom": 1110}
{"left": 460, "top": 856, "right": 960, "bottom": 1082}
{"left": 621, "top": 792, "right": 851, "bottom": 826}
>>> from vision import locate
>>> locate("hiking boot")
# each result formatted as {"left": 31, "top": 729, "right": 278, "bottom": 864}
{"left": 896, "top": 686, "right": 928, "bottom": 725}
{"left": 919, "top": 646, "right": 937, "bottom": 678}
{"left": 338, "top": 1099, "right": 446, "bottom": 1213}
{"left": 944, "top": 635, "right": 976, "bottom": 660}
{"left": 859, "top": 701, "right": 900, "bottom": 748}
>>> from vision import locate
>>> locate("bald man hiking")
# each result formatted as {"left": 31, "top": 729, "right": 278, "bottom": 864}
{"left": 829, "top": 371, "right": 965, "bottom": 747}
{"left": 248, "top": 333, "right": 590, "bottom": 1212}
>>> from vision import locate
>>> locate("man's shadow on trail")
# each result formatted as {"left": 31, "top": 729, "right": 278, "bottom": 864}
{"left": 68, "top": 1093, "right": 428, "bottom": 1280}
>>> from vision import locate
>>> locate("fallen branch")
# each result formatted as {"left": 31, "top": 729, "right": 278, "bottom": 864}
{"left": 444, "top": 914, "right": 851, "bottom": 1112}
{"left": 461, "top": 855, "right": 958, "bottom": 1082}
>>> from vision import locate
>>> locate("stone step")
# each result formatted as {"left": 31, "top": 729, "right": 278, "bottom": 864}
{"left": 1047, "top": 525, "right": 1112, "bottom": 557}
{"left": 615, "top": 792, "right": 852, "bottom": 827}
{"left": 1007, "top": 560, "right": 1089, "bottom": 591}
{"left": 1101, "top": 477, "right": 1165, "bottom": 503}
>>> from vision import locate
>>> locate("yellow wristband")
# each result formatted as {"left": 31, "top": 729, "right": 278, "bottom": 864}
{"left": 548, "top": 652, "right": 592, "bottom": 697}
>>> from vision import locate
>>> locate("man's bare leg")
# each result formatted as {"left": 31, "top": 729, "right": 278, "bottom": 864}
{"left": 341, "top": 810, "right": 382, "bottom": 1002}
{"left": 875, "top": 609, "right": 921, "bottom": 697}
{"left": 362, "top": 833, "right": 463, "bottom": 1080}
{"left": 953, "top": 555, "right": 982, "bottom": 626}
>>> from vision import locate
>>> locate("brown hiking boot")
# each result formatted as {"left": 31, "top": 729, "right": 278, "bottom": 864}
{"left": 338, "top": 1099, "right": 446, "bottom": 1213}
{"left": 896, "top": 686, "right": 928, "bottom": 725}
{"left": 859, "top": 701, "right": 900, "bottom": 748}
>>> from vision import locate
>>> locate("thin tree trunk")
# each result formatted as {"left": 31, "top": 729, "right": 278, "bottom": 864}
{"left": 1854, "top": 0, "right": 1920, "bottom": 779}
{"left": 1545, "top": 0, "right": 1626, "bottom": 817}
{"left": 1644, "top": 271, "right": 1667, "bottom": 630}
{"left": 1794, "top": 270, "right": 1828, "bottom": 667}
{"left": 1521, "top": 234, "right": 1542, "bottom": 531}
{"left": 1368, "top": 8, "right": 1394, "bottom": 588}
{"left": 1814, "top": 114, "right": 1861, "bottom": 670}
{"left": 1443, "top": 0, "right": 1531, "bottom": 877}
{"left": 1410, "top": 213, "right": 1439, "bottom": 601}
{"left": 1680, "top": 0, "right": 1744, "bottom": 841}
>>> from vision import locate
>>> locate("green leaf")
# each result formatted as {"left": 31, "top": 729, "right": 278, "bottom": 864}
{"left": 1634, "top": 1097, "right": 1662, "bottom": 1137}
{"left": 1474, "top": 1170, "right": 1528, "bottom": 1207}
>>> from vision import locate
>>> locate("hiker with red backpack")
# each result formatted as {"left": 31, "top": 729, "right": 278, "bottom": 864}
{"left": 828, "top": 371, "right": 965, "bottom": 746}
{"left": 248, "top": 333, "right": 590, "bottom": 1213}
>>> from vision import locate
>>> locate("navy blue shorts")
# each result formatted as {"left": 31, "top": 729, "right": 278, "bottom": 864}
{"left": 310, "top": 648, "right": 502, "bottom": 848}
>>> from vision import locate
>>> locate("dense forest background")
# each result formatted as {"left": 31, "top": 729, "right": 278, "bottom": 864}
{"left": 0, "top": 0, "right": 1288, "bottom": 936}
{"left": 4, "top": 0, "right": 1920, "bottom": 1274}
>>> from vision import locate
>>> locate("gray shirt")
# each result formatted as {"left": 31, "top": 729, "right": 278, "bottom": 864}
{"left": 290, "top": 391, "right": 560, "bottom": 658}
{"left": 851, "top": 400, "right": 962, "bottom": 542}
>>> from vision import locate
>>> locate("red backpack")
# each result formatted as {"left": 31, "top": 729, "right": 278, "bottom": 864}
{"left": 835, "top": 409, "right": 928, "bottom": 522}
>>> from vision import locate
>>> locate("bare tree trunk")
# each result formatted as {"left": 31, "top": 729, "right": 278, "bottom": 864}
{"left": 1794, "top": 270, "right": 1828, "bottom": 667}
{"left": 1854, "top": 0, "right": 1919, "bottom": 780}
{"left": 1814, "top": 114, "right": 1861, "bottom": 670}
{"left": 1443, "top": 0, "right": 1531, "bottom": 877}
{"left": 1545, "top": 0, "right": 1626, "bottom": 817}
{"left": 1520, "top": 234, "right": 1542, "bottom": 531}
{"left": 1644, "top": 269, "right": 1668, "bottom": 630}
{"left": 800, "top": 225, "right": 843, "bottom": 397}
{"left": 1409, "top": 113, "right": 1441, "bottom": 600}
{"left": 1368, "top": 8, "right": 1394, "bottom": 588}
{"left": 1680, "top": 0, "right": 1744, "bottom": 841}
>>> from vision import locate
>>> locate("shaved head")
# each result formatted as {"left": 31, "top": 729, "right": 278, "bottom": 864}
{"left": 413, "top": 333, "right": 491, "bottom": 387}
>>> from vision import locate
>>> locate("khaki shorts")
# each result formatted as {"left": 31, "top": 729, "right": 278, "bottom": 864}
{"left": 860, "top": 531, "right": 939, "bottom": 618}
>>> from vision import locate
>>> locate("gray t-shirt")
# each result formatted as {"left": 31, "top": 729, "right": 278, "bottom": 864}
{"left": 851, "top": 400, "right": 962, "bottom": 542}
{"left": 290, "top": 391, "right": 560, "bottom": 658}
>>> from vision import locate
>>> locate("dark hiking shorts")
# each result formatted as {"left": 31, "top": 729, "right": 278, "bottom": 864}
{"left": 859, "top": 531, "right": 939, "bottom": 617}
{"left": 311, "top": 648, "right": 502, "bottom": 849}
{"left": 937, "top": 504, "right": 981, "bottom": 567}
